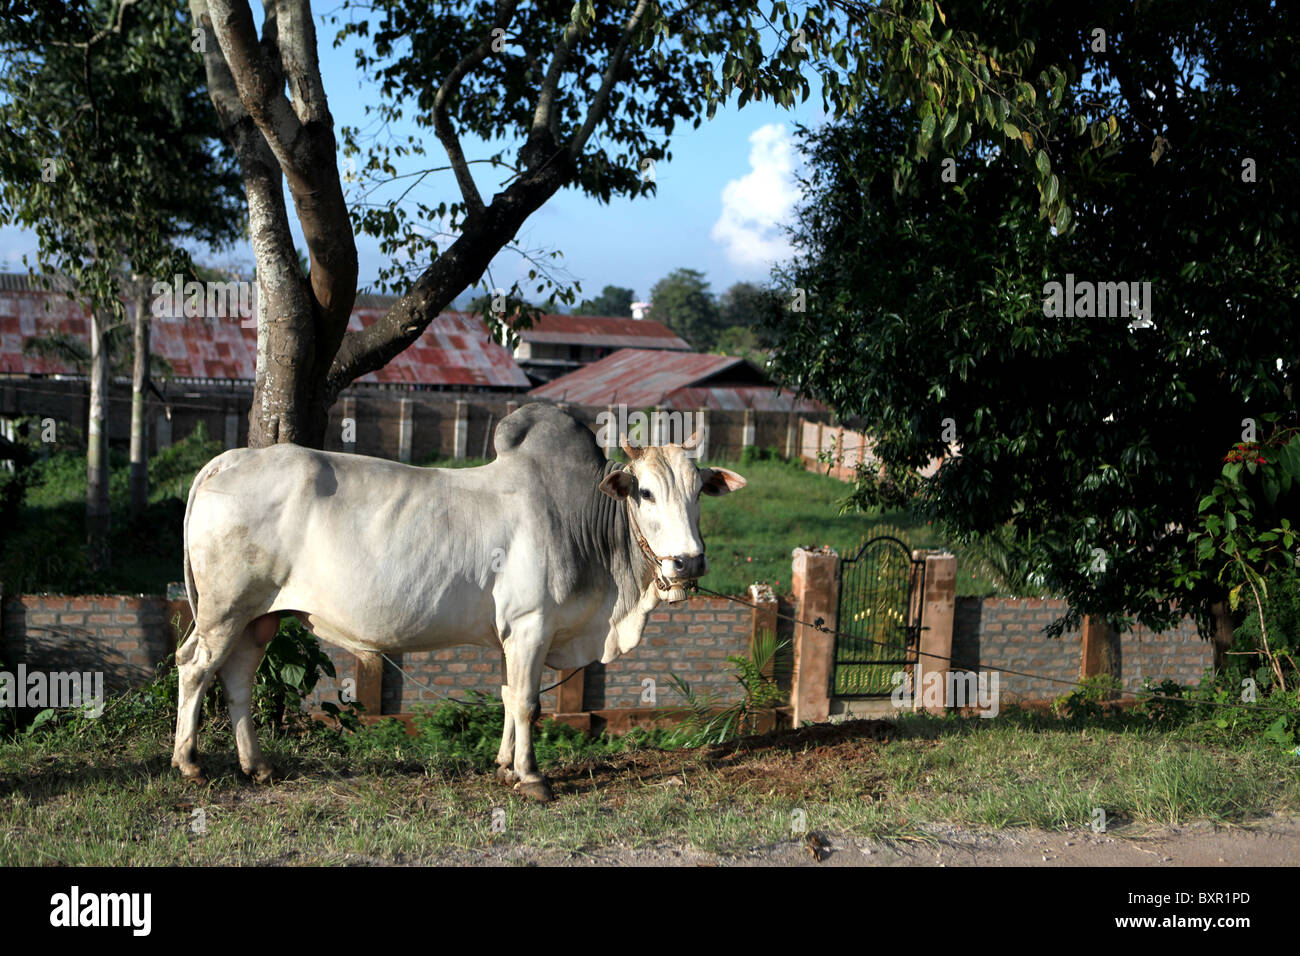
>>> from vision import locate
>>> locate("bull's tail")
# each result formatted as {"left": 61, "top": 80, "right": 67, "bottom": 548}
{"left": 179, "top": 455, "right": 227, "bottom": 654}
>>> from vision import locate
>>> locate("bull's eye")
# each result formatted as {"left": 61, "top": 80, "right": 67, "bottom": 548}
{"left": 639, "top": 488, "right": 654, "bottom": 502}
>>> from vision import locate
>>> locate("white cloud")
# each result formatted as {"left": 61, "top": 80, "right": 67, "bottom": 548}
{"left": 710, "top": 123, "right": 800, "bottom": 269}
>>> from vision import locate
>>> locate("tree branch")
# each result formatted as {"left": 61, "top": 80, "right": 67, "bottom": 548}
{"left": 568, "top": 0, "right": 652, "bottom": 160}
{"left": 432, "top": 0, "right": 522, "bottom": 218}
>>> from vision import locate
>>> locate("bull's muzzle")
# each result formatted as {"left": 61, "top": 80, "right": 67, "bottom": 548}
{"left": 669, "top": 553, "right": 708, "bottom": 579}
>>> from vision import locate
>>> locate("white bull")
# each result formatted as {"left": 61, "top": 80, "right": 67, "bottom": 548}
{"left": 173, "top": 403, "right": 744, "bottom": 800}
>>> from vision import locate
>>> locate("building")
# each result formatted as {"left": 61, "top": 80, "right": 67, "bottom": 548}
{"left": 511, "top": 313, "right": 690, "bottom": 385}
{"left": 0, "top": 277, "right": 529, "bottom": 391}
{"left": 529, "top": 347, "right": 823, "bottom": 412}
{"left": 528, "top": 347, "right": 827, "bottom": 460}
{"left": 0, "top": 276, "right": 530, "bottom": 458}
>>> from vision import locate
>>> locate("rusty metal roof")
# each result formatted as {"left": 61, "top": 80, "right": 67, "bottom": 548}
{"left": 518, "top": 313, "right": 690, "bottom": 350}
{"left": 528, "top": 348, "right": 824, "bottom": 411}
{"left": 0, "top": 282, "right": 529, "bottom": 389}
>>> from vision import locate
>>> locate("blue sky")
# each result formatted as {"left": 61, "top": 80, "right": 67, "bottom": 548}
{"left": 0, "top": 12, "right": 831, "bottom": 312}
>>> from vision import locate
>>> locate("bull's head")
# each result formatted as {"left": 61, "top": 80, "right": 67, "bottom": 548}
{"left": 598, "top": 429, "right": 746, "bottom": 601}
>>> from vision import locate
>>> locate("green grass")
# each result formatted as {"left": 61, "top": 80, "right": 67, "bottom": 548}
{"left": 3, "top": 437, "right": 1001, "bottom": 597}
{"left": 2, "top": 697, "right": 1296, "bottom": 865}
{"left": 696, "top": 453, "right": 999, "bottom": 596}
{"left": 0, "top": 422, "right": 222, "bottom": 595}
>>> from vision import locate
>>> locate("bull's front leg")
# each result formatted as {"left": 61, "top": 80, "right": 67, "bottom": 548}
{"left": 502, "top": 614, "right": 553, "bottom": 802}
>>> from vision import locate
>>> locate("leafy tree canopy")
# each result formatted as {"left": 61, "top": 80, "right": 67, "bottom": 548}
{"left": 649, "top": 267, "right": 723, "bottom": 349}
{"left": 0, "top": 0, "right": 244, "bottom": 312}
{"left": 769, "top": 0, "right": 1299, "bottom": 636}
{"left": 573, "top": 285, "right": 636, "bottom": 317}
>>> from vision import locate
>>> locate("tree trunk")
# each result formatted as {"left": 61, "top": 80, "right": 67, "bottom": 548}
{"left": 86, "top": 307, "right": 111, "bottom": 570}
{"left": 129, "top": 285, "right": 150, "bottom": 519}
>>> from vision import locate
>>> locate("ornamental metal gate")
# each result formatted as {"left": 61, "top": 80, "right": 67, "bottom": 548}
{"left": 832, "top": 536, "right": 925, "bottom": 697}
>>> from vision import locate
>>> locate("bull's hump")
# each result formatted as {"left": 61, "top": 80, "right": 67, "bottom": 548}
{"left": 494, "top": 403, "right": 603, "bottom": 468}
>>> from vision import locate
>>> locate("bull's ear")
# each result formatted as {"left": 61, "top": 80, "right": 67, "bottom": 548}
{"left": 700, "top": 467, "right": 746, "bottom": 496}
{"left": 599, "top": 469, "right": 637, "bottom": 500}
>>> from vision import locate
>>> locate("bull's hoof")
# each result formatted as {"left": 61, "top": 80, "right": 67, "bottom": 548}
{"left": 244, "top": 763, "right": 275, "bottom": 785}
{"left": 515, "top": 778, "right": 554, "bottom": 803}
{"left": 496, "top": 766, "right": 520, "bottom": 786}
{"left": 179, "top": 770, "right": 208, "bottom": 787}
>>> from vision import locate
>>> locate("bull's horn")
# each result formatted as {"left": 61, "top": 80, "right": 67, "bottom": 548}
{"left": 681, "top": 428, "right": 702, "bottom": 451}
{"left": 620, "top": 437, "right": 644, "bottom": 460}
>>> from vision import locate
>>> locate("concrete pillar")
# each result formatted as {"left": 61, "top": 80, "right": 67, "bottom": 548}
{"left": 790, "top": 547, "right": 839, "bottom": 725}
{"left": 341, "top": 397, "right": 357, "bottom": 453}
{"left": 742, "top": 407, "right": 756, "bottom": 449}
{"left": 223, "top": 411, "right": 239, "bottom": 450}
{"left": 784, "top": 414, "right": 797, "bottom": 460}
{"left": 398, "top": 398, "right": 413, "bottom": 463}
{"left": 652, "top": 406, "right": 666, "bottom": 445}
{"left": 749, "top": 583, "right": 779, "bottom": 680}
{"left": 453, "top": 400, "right": 468, "bottom": 460}
{"left": 156, "top": 413, "right": 172, "bottom": 450}
{"left": 916, "top": 552, "right": 957, "bottom": 714}
{"left": 355, "top": 651, "right": 384, "bottom": 716}
{"left": 555, "top": 667, "right": 585, "bottom": 716}
{"left": 604, "top": 404, "right": 618, "bottom": 450}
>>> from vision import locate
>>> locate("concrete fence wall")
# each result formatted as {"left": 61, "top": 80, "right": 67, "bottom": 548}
{"left": 1, "top": 378, "right": 826, "bottom": 466}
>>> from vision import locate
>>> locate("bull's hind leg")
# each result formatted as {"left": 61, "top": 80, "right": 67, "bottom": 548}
{"left": 495, "top": 648, "right": 521, "bottom": 785}
{"left": 220, "top": 615, "right": 278, "bottom": 783}
{"left": 495, "top": 681, "right": 519, "bottom": 786}
{"left": 171, "top": 620, "right": 241, "bottom": 783}
{"left": 503, "top": 617, "right": 553, "bottom": 802}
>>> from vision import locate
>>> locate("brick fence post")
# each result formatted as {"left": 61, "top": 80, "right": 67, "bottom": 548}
{"left": 790, "top": 547, "right": 839, "bottom": 724}
{"left": 916, "top": 552, "right": 956, "bottom": 712}
{"left": 748, "top": 583, "right": 778, "bottom": 679}
{"left": 1080, "top": 615, "right": 1121, "bottom": 696}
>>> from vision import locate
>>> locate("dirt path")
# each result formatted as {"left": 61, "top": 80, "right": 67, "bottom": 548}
{"left": 414, "top": 815, "right": 1300, "bottom": 866}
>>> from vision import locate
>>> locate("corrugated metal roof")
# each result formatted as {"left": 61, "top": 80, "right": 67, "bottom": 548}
{"left": 0, "top": 272, "right": 76, "bottom": 293}
{"left": 0, "top": 280, "right": 529, "bottom": 389}
{"left": 518, "top": 313, "right": 690, "bottom": 350}
{"left": 528, "top": 348, "right": 825, "bottom": 412}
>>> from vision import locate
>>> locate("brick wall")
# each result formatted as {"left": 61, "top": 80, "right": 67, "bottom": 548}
{"left": 3, "top": 591, "right": 761, "bottom": 719}
{"left": 303, "top": 596, "right": 757, "bottom": 715}
{"left": 951, "top": 597, "right": 1214, "bottom": 702}
{"left": 1, "top": 594, "right": 181, "bottom": 695}
{"left": 583, "top": 597, "right": 752, "bottom": 710}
